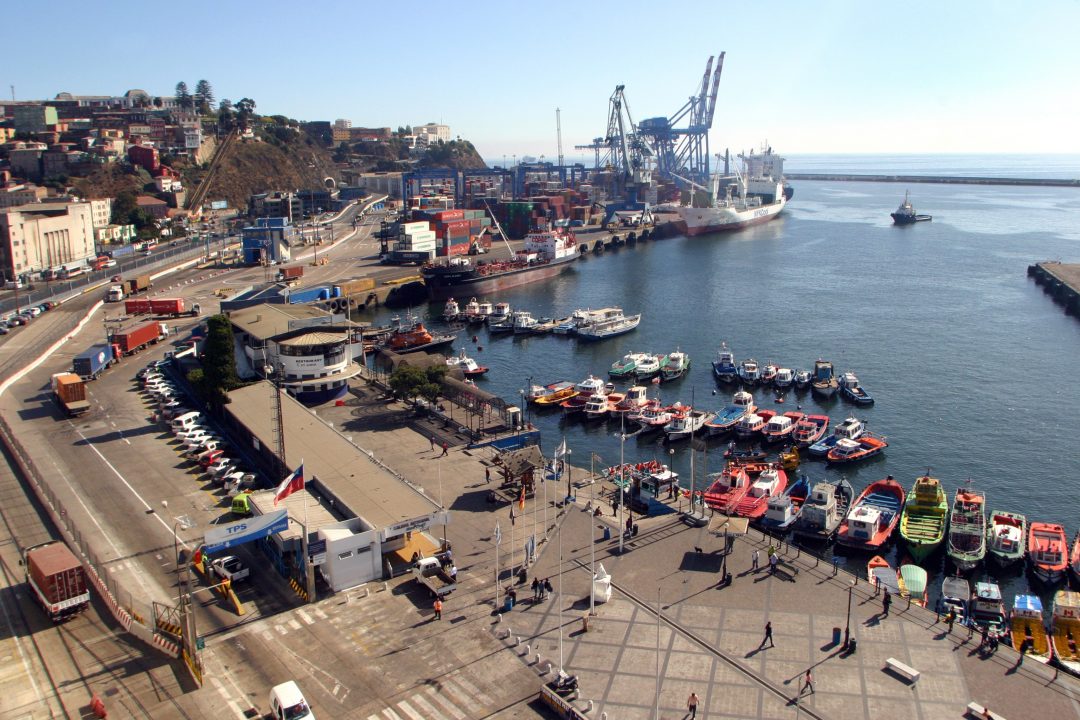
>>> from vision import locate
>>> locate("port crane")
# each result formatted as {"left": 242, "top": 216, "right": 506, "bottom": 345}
{"left": 637, "top": 52, "right": 725, "bottom": 189}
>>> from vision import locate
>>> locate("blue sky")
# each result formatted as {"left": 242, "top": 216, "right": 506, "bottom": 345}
{"left": 6, "top": 0, "right": 1080, "bottom": 161}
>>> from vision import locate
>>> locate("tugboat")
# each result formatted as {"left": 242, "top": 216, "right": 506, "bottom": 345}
{"left": 381, "top": 316, "right": 456, "bottom": 354}
{"left": 890, "top": 190, "right": 932, "bottom": 225}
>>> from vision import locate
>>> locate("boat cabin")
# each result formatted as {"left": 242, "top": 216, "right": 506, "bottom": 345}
{"left": 835, "top": 417, "right": 865, "bottom": 440}
{"left": 764, "top": 416, "right": 794, "bottom": 435}
{"left": 583, "top": 394, "right": 608, "bottom": 414}
{"left": 845, "top": 506, "right": 884, "bottom": 542}
{"left": 736, "top": 413, "right": 766, "bottom": 433}
{"left": 764, "top": 495, "right": 796, "bottom": 526}
{"left": 941, "top": 576, "right": 971, "bottom": 621}
{"left": 749, "top": 467, "right": 782, "bottom": 498}
{"left": 799, "top": 483, "right": 838, "bottom": 530}
{"left": 970, "top": 581, "right": 1006, "bottom": 630}
{"left": 733, "top": 390, "right": 753, "bottom": 408}
{"left": 775, "top": 368, "right": 793, "bottom": 385}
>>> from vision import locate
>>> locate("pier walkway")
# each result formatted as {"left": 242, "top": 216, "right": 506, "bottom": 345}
{"left": 1029, "top": 261, "right": 1080, "bottom": 317}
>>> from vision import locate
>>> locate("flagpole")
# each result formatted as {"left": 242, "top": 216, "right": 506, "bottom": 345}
{"left": 619, "top": 414, "right": 625, "bottom": 554}
{"left": 531, "top": 463, "right": 538, "bottom": 565}
{"left": 543, "top": 452, "right": 549, "bottom": 542}
{"left": 558, "top": 516, "right": 565, "bottom": 674}
{"left": 495, "top": 521, "right": 501, "bottom": 610}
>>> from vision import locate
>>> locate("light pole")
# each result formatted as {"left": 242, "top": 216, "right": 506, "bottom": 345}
{"left": 843, "top": 578, "right": 855, "bottom": 649}
{"left": 618, "top": 414, "right": 626, "bottom": 554}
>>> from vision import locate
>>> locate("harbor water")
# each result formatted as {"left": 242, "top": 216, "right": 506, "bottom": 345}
{"left": 367, "top": 173, "right": 1080, "bottom": 607}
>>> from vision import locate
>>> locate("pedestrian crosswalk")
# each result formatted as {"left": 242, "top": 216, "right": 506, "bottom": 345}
{"left": 366, "top": 672, "right": 492, "bottom": 720}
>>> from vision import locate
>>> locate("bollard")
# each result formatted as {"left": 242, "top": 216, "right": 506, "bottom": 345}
{"left": 587, "top": 700, "right": 594, "bottom": 712}
{"left": 535, "top": 653, "right": 542, "bottom": 665}
{"left": 382, "top": 582, "right": 388, "bottom": 592}
{"left": 496, "top": 613, "right": 502, "bottom": 624}
{"left": 602, "top": 713, "right": 608, "bottom": 720}
{"left": 515, "top": 636, "right": 521, "bottom": 646}
{"left": 524, "top": 644, "right": 531, "bottom": 656}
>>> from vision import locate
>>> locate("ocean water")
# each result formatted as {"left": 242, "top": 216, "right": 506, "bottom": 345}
{"left": 367, "top": 167, "right": 1080, "bottom": 605}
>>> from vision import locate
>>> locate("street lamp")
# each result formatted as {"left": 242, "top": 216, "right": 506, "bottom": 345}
{"left": 162, "top": 501, "right": 195, "bottom": 586}
{"left": 843, "top": 578, "right": 856, "bottom": 649}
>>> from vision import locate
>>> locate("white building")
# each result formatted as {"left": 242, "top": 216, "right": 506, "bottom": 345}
{"left": 0, "top": 202, "right": 96, "bottom": 280}
{"left": 414, "top": 123, "right": 450, "bottom": 144}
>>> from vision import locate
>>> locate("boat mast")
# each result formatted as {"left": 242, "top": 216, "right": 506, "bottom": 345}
{"left": 483, "top": 199, "right": 517, "bottom": 256}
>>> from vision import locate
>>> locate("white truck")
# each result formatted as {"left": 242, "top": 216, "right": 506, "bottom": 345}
{"left": 106, "top": 285, "right": 125, "bottom": 302}
{"left": 412, "top": 556, "right": 456, "bottom": 598}
{"left": 209, "top": 556, "right": 249, "bottom": 583}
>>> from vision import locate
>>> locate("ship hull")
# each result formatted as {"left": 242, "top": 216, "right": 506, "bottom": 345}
{"left": 423, "top": 254, "right": 578, "bottom": 301}
{"left": 678, "top": 198, "right": 786, "bottom": 237}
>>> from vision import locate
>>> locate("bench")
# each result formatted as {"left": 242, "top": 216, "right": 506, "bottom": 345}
{"left": 885, "top": 657, "right": 920, "bottom": 683}
{"left": 966, "top": 702, "right": 1006, "bottom": 719}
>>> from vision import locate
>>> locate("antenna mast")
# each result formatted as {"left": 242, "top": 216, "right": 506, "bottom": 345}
{"left": 556, "top": 107, "right": 564, "bottom": 167}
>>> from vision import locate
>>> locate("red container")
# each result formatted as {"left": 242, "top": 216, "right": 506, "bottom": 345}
{"left": 434, "top": 210, "right": 464, "bottom": 222}
{"left": 113, "top": 321, "right": 162, "bottom": 355}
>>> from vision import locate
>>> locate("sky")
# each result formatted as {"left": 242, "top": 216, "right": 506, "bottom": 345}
{"left": 6, "top": 0, "right": 1080, "bottom": 162}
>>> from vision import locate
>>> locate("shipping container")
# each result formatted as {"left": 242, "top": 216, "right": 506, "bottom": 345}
{"left": 276, "top": 266, "right": 304, "bottom": 281}
{"left": 112, "top": 321, "right": 166, "bottom": 356}
{"left": 51, "top": 373, "right": 90, "bottom": 416}
{"left": 125, "top": 274, "right": 151, "bottom": 295}
{"left": 110, "top": 244, "right": 136, "bottom": 258}
{"left": 24, "top": 542, "right": 90, "bottom": 622}
{"left": 73, "top": 343, "right": 116, "bottom": 380}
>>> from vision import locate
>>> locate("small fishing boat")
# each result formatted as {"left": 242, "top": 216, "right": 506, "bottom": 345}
{"left": 1070, "top": 532, "right": 1080, "bottom": 586}
{"left": 735, "top": 409, "right": 775, "bottom": 438}
{"left": 737, "top": 358, "right": 760, "bottom": 385}
{"left": 723, "top": 442, "right": 768, "bottom": 462}
{"left": 757, "top": 474, "right": 811, "bottom": 532}
{"left": 612, "top": 385, "right": 649, "bottom": 416}
{"left": 947, "top": 484, "right": 987, "bottom": 573}
{"left": 836, "top": 475, "right": 905, "bottom": 551}
{"left": 704, "top": 390, "right": 755, "bottom": 436}
{"left": 487, "top": 302, "right": 512, "bottom": 326}
{"left": 793, "top": 369, "right": 811, "bottom": 388}
{"left": 838, "top": 370, "right": 874, "bottom": 405}
{"left": 986, "top": 510, "right": 1027, "bottom": 567}
{"left": 663, "top": 407, "right": 714, "bottom": 441}
{"left": 461, "top": 297, "right": 482, "bottom": 322}
{"left": 899, "top": 474, "right": 948, "bottom": 563}
{"left": 609, "top": 352, "right": 651, "bottom": 379}
{"left": 659, "top": 350, "right": 691, "bottom": 382}
{"left": 576, "top": 312, "right": 642, "bottom": 341}
{"left": 1010, "top": 595, "right": 1053, "bottom": 665}
{"left": 633, "top": 354, "right": 662, "bottom": 379}
{"left": 899, "top": 564, "right": 929, "bottom": 607}
{"left": 868, "top": 555, "right": 903, "bottom": 596}
{"left": 553, "top": 308, "right": 593, "bottom": 335}
{"left": 488, "top": 311, "right": 517, "bottom": 334}
{"left": 732, "top": 464, "right": 788, "bottom": 520}
{"left": 810, "top": 359, "right": 839, "bottom": 397}
{"left": 441, "top": 297, "right": 461, "bottom": 322}
{"left": 792, "top": 414, "right": 829, "bottom": 448}
{"left": 941, "top": 576, "right": 971, "bottom": 624}
{"left": 969, "top": 581, "right": 1007, "bottom": 640}
{"left": 778, "top": 445, "right": 800, "bottom": 472}
{"left": 445, "top": 349, "right": 489, "bottom": 377}
{"left": 632, "top": 400, "right": 680, "bottom": 434}
{"left": 826, "top": 432, "right": 888, "bottom": 464}
{"left": 792, "top": 476, "right": 854, "bottom": 543}
{"left": 531, "top": 381, "right": 578, "bottom": 406}
{"left": 712, "top": 343, "right": 738, "bottom": 383}
{"left": 555, "top": 376, "right": 605, "bottom": 411}
{"left": 808, "top": 416, "right": 865, "bottom": 456}
{"left": 761, "top": 411, "right": 804, "bottom": 444}
{"left": 702, "top": 462, "right": 755, "bottom": 513}
{"left": 530, "top": 317, "right": 560, "bottom": 334}
{"left": 583, "top": 392, "right": 621, "bottom": 422}
{"left": 512, "top": 310, "right": 538, "bottom": 334}
{"left": 1051, "top": 591, "right": 1080, "bottom": 677}
{"left": 774, "top": 367, "right": 794, "bottom": 388}
{"left": 1028, "top": 522, "right": 1068, "bottom": 586}
{"left": 760, "top": 362, "right": 778, "bottom": 385}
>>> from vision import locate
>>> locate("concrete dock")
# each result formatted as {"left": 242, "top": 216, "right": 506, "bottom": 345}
{"left": 1029, "top": 262, "right": 1080, "bottom": 317}
{"left": 787, "top": 173, "right": 1080, "bottom": 188}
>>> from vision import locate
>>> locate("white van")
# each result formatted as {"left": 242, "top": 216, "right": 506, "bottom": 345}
{"left": 269, "top": 681, "right": 314, "bottom": 720}
{"left": 170, "top": 411, "right": 201, "bottom": 433}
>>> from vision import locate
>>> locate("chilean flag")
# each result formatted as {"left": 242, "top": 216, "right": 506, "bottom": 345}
{"left": 274, "top": 462, "right": 305, "bottom": 505}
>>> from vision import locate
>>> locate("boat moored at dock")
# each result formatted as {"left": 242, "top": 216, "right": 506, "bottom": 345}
{"left": 900, "top": 474, "right": 948, "bottom": 563}
{"left": 1010, "top": 595, "right": 1053, "bottom": 665}
{"left": 987, "top": 510, "right": 1027, "bottom": 567}
{"left": 947, "top": 484, "right": 987, "bottom": 573}
{"left": 836, "top": 475, "right": 905, "bottom": 551}
{"left": 676, "top": 147, "right": 790, "bottom": 236}
{"left": 792, "top": 477, "right": 854, "bottom": 543}
{"left": 1029, "top": 522, "right": 1068, "bottom": 586}
{"left": 712, "top": 343, "right": 738, "bottom": 383}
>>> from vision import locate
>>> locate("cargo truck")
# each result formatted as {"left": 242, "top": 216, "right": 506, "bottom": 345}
{"left": 72, "top": 343, "right": 117, "bottom": 380}
{"left": 124, "top": 298, "right": 201, "bottom": 317}
{"left": 24, "top": 541, "right": 90, "bottom": 622}
{"left": 125, "top": 274, "right": 151, "bottom": 295}
{"left": 111, "top": 320, "right": 168, "bottom": 356}
{"left": 105, "top": 284, "right": 126, "bottom": 302}
{"left": 51, "top": 373, "right": 91, "bottom": 416}
{"left": 276, "top": 265, "right": 304, "bottom": 283}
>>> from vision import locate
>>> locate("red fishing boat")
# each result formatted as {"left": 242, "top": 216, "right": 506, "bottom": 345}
{"left": 826, "top": 431, "right": 888, "bottom": 464}
{"left": 703, "top": 463, "right": 752, "bottom": 513}
{"left": 731, "top": 464, "right": 788, "bottom": 520}
{"left": 1028, "top": 522, "right": 1069, "bottom": 585}
{"left": 792, "top": 414, "right": 829, "bottom": 448}
{"left": 761, "top": 411, "right": 804, "bottom": 444}
{"left": 836, "top": 476, "right": 905, "bottom": 551}
{"left": 382, "top": 315, "right": 457, "bottom": 354}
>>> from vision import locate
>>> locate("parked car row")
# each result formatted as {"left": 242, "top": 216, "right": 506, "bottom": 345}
{"left": 139, "top": 365, "right": 260, "bottom": 508}
{"left": 2, "top": 301, "right": 58, "bottom": 333}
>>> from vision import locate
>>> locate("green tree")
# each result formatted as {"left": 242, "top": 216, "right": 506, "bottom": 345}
{"left": 197, "top": 314, "right": 241, "bottom": 409}
{"left": 217, "top": 99, "right": 234, "bottom": 130}
{"left": 175, "top": 81, "right": 191, "bottom": 109}
{"left": 236, "top": 97, "right": 257, "bottom": 127}
{"left": 194, "top": 79, "right": 214, "bottom": 113}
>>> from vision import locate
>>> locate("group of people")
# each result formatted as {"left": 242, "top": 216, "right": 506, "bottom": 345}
{"left": 531, "top": 576, "right": 554, "bottom": 601}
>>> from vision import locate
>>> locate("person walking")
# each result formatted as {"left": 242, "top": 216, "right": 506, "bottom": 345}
{"left": 752, "top": 549, "right": 760, "bottom": 573}
{"left": 531, "top": 577, "right": 540, "bottom": 600}
{"left": 769, "top": 553, "right": 778, "bottom": 574}
{"left": 544, "top": 578, "right": 553, "bottom": 598}
{"left": 946, "top": 610, "right": 956, "bottom": 633}
{"left": 429, "top": 436, "right": 436, "bottom": 452}
{"left": 802, "top": 668, "right": 814, "bottom": 695}
{"left": 440, "top": 442, "right": 449, "bottom": 457}
{"left": 761, "top": 621, "right": 774, "bottom": 648}
{"left": 882, "top": 591, "right": 892, "bottom": 617}
{"left": 979, "top": 625, "right": 989, "bottom": 649}
{"left": 510, "top": 506, "right": 516, "bottom": 526}
{"left": 687, "top": 691, "right": 699, "bottom": 719}
{"left": 433, "top": 598, "right": 443, "bottom": 620}
{"left": 485, "top": 466, "right": 491, "bottom": 484}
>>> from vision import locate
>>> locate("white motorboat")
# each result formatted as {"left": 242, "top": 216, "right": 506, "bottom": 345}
{"left": 737, "top": 358, "right": 760, "bottom": 384}
{"left": 442, "top": 298, "right": 460, "bottom": 321}
{"left": 512, "top": 311, "right": 538, "bottom": 334}
{"left": 487, "top": 302, "right": 512, "bottom": 326}
{"left": 663, "top": 407, "right": 714, "bottom": 441}
{"left": 633, "top": 354, "right": 662, "bottom": 379}
{"left": 774, "top": 368, "right": 794, "bottom": 388}
{"left": 445, "top": 349, "right": 488, "bottom": 377}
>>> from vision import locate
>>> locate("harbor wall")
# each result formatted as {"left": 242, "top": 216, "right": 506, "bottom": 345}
{"left": 1028, "top": 261, "right": 1080, "bottom": 317}
{"left": 786, "top": 173, "right": 1080, "bottom": 188}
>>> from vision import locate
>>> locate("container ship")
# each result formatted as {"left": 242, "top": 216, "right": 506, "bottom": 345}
{"left": 676, "top": 147, "right": 792, "bottom": 236}
{"left": 422, "top": 227, "right": 579, "bottom": 300}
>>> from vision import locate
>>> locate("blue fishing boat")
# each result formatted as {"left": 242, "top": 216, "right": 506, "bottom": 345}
{"left": 838, "top": 370, "right": 874, "bottom": 405}
{"left": 703, "top": 391, "right": 755, "bottom": 436}
{"left": 712, "top": 342, "right": 738, "bottom": 383}
{"left": 808, "top": 416, "right": 865, "bottom": 456}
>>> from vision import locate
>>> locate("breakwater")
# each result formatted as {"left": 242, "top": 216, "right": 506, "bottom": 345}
{"left": 1029, "top": 261, "right": 1080, "bottom": 317}
{"left": 786, "top": 173, "right": 1080, "bottom": 187}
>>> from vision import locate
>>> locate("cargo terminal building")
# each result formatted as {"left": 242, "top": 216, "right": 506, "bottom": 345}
{"left": 224, "top": 382, "right": 447, "bottom": 591}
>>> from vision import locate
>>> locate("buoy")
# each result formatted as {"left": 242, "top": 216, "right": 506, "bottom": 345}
{"left": 472, "top": 336, "right": 478, "bottom": 342}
